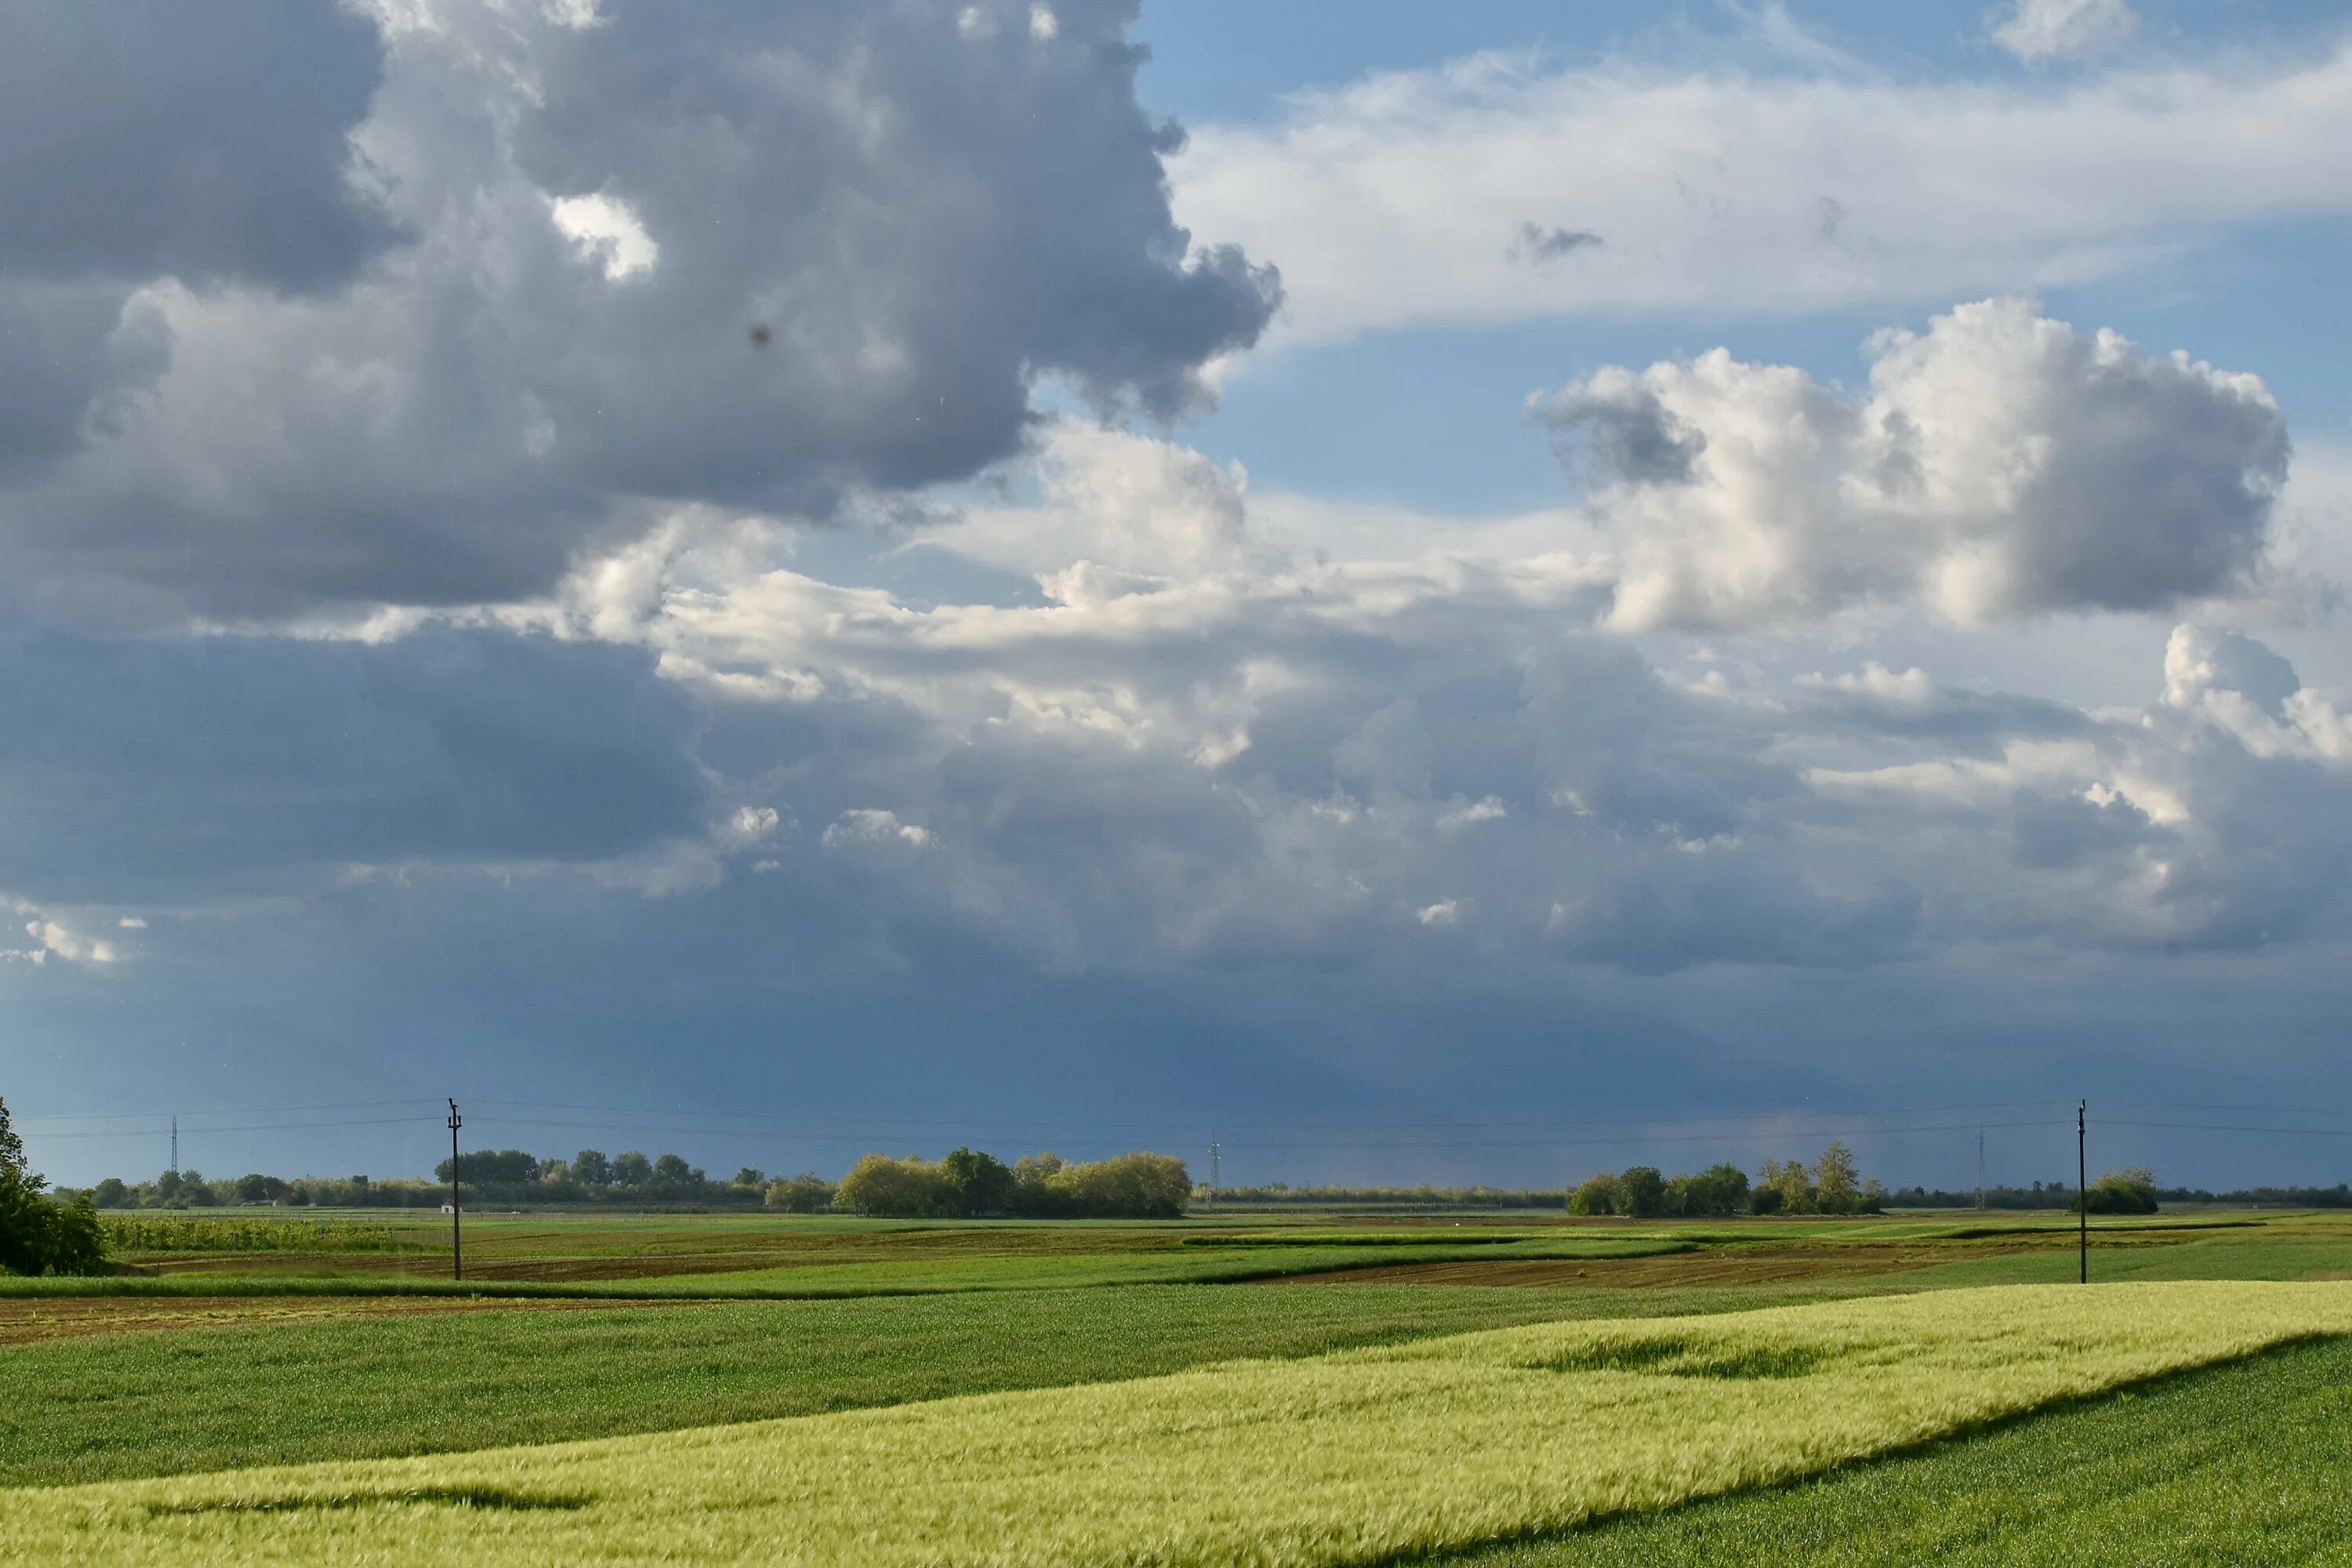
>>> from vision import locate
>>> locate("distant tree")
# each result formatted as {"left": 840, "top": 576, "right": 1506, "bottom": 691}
{"left": 652, "top": 1153, "right": 697, "bottom": 1188}
{"left": 764, "top": 1172, "right": 833, "bottom": 1213}
{"left": 1033, "top": 1152, "right": 1189, "bottom": 1218}
{"left": 91, "top": 1177, "right": 129, "bottom": 1208}
{"left": 1813, "top": 1142, "right": 1860, "bottom": 1214}
{"left": 1686, "top": 1163, "right": 1751, "bottom": 1217}
{"left": 837, "top": 1149, "right": 1189, "bottom": 1219}
{"left": 732, "top": 1167, "right": 766, "bottom": 1190}
{"left": 834, "top": 1154, "right": 953, "bottom": 1217}
{"left": 1566, "top": 1172, "right": 1623, "bottom": 1216}
{"left": 572, "top": 1149, "right": 612, "bottom": 1187}
{"left": 436, "top": 1149, "right": 538, "bottom": 1185}
{"left": 234, "top": 1173, "right": 272, "bottom": 1203}
{"left": 612, "top": 1151, "right": 654, "bottom": 1186}
{"left": 1616, "top": 1166, "right": 1668, "bottom": 1218}
{"left": 156, "top": 1169, "right": 183, "bottom": 1200}
{"left": 1759, "top": 1158, "right": 1814, "bottom": 1214}
{"left": 1012, "top": 1153, "right": 1069, "bottom": 1214}
{"left": 2085, "top": 1167, "right": 2158, "bottom": 1214}
{"left": 940, "top": 1147, "right": 1017, "bottom": 1217}
{"left": 1747, "top": 1183, "right": 1784, "bottom": 1216}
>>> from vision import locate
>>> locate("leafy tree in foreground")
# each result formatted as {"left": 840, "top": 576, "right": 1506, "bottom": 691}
{"left": 0, "top": 1094, "right": 107, "bottom": 1276}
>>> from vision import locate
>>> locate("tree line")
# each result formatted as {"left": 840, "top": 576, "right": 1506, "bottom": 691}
{"left": 1886, "top": 1168, "right": 2163, "bottom": 1214}
{"left": 63, "top": 1142, "right": 1193, "bottom": 1218}
{"left": 77, "top": 1149, "right": 774, "bottom": 1211}
{"left": 826, "top": 1149, "right": 1192, "bottom": 1218}
{"left": 1567, "top": 1143, "right": 1889, "bottom": 1217}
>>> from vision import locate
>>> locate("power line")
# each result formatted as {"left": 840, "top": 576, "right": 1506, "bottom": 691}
{"left": 30, "top": 1115, "right": 442, "bottom": 1142}
{"left": 17, "top": 1100, "right": 435, "bottom": 1125}
{"left": 466, "top": 1096, "right": 2072, "bottom": 1133}
{"left": 2104, "top": 1119, "right": 2352, "bottom": 1138}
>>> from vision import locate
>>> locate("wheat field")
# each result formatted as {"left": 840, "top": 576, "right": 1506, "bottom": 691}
{"left": 8, "top": 1280, "right": 2348, "bottom": 1568}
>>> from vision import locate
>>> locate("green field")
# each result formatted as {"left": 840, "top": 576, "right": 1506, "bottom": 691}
{"left": 7, "top": 1209, "right": 2352, "bottom": 1564}
{"left": 1427, "top": 1334, "right": 2352, "bottom": 1566}
{"left": 8, "top": 1283, "right": 2350, "bottom": 1566}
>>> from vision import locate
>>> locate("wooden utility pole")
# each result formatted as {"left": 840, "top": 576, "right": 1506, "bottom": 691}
{"left": 2077, "top": 1100, "right": 2087, "bottom": 1285}
{"left": 447, "top": 1098, "right": 463, "bottom": 1282}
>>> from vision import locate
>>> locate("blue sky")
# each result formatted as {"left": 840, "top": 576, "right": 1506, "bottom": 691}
{"left": 5, "top": 0, "right": 2351, "bottom": 1196}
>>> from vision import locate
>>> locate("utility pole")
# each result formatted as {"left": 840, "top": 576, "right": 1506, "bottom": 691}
{"left": 1976, "top": 1127, "right": 1986, "bottom": 1210}
{"left": 2077, "top": 1099, "right": 2088, "bottom": 1286}
{"left": 169, "top": 1116, "right": 178, "bottom": 1176}
{"left": 1207, "top": 1131, "right": 1221, "bottom": 1207}
{"left": 447, "top": 1098, "right": 463, "bottom": 1282}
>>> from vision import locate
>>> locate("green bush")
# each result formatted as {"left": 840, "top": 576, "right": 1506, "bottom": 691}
{"left": 2084, "top": 1167, "right": 2159, "bottom": 1214}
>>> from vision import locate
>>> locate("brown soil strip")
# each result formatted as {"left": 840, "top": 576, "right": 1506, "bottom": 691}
{"left": 1262, "top": 1245, "right": 2032, "bottom": 1289}
{"left": 0, "top": 1295, "right": 684, "bottom": 1347}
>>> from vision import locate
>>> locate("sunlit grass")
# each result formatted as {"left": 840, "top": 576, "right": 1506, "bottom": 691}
{"left": 9, "top": 1281, "right": 2347, "bottom": 1566}
{"left": 1423, "top": 1332, "right": 2352, "bottom": 1566}
{"left": 0, "top": 1282, "right": 1878, "bottom": 1488}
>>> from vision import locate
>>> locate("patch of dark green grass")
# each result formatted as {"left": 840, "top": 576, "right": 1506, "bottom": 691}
{"left": 1408, "top": 1334, "right": 2352, "bottom": 1566}
{"left": 1537, "top": 1336, "right": 1837, "bottom": 1380}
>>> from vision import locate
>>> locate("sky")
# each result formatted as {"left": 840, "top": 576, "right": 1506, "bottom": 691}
{"left": 4, "top": 0, "right": 2350, "bottom": 1194}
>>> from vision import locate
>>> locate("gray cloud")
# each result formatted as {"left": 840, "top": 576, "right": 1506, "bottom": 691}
{"left": 1531, "top": 370, "right": 1708, "bottom": 486}
{"left": 0, "top": 0, "right": 395, "bottom": 291}
{"left": 0, "top": 0, "right": 1277, "bottom": 624}
{"left": 0, "top": 628, "right": 709, "bottom": 900}
{"left": 1508, "top": 223, "right": 1603, "bottom": 263}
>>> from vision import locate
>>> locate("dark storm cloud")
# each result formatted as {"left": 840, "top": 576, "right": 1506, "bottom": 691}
{"left": 0, "top": 0, "right": 395, "bottom": 290}
{"left": 0, "top": 0, "right": 1279, "bottom": 623}
{"left": 0, "top": 628, "right": 708, "bottom": 898}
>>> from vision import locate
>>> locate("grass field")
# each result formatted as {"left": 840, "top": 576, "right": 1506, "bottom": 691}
{"left": 6, "top": 1282, "right": 2347, "bottom": 1566}
{"left": 1423, "top": 1332, "right": 2352, "bottom": 1566}
{"left": 9, "top": 1210, "right": 2352, "bottom": 1564}
{"left": 0, "top": 1283, "right": 1855, "bottom": 1487}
